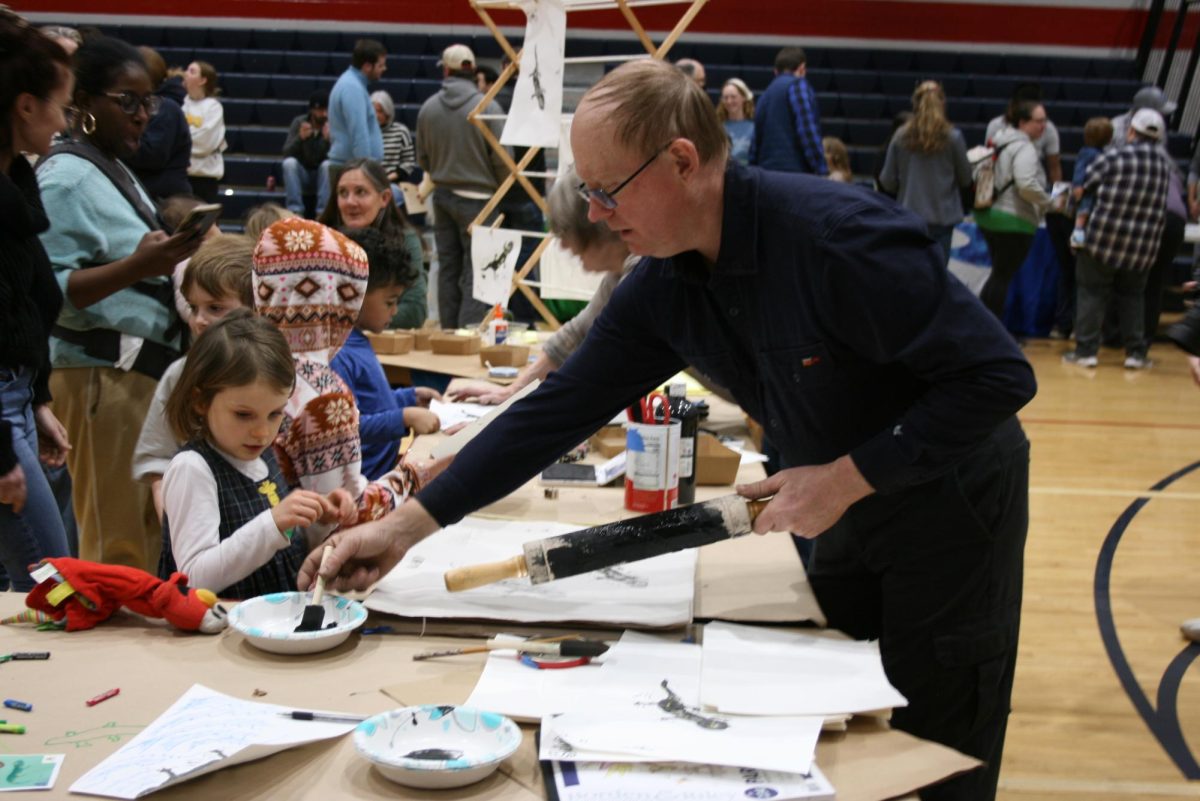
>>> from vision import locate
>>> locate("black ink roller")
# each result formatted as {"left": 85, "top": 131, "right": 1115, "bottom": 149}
{"left": 443, "top": 495, "right": 770, "bottom": 592}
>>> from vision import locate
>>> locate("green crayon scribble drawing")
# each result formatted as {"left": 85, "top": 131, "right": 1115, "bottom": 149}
{"left": 44, "top": 721, "right": 145, "bottom": 748}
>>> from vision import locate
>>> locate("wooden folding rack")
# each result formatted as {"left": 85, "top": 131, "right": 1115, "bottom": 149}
{"left": 464, "top": 0, "right": 709, "bottom": 328}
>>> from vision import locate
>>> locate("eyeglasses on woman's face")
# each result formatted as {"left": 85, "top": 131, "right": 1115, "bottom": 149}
{"left": 104, "top": 91, "right": 161, "bottom": 117}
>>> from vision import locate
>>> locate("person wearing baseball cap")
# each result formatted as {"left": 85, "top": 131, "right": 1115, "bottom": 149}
{"left": 1064, "top": 105, "right": 1175, "bottom": 370}
{"left": 416, "top": 43, "right": 510, "bottom": 327}
{"left": 1111, "top": 85, "right": 1176, "bottom": 145}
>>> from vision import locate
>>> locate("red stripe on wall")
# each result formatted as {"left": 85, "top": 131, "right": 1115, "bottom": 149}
{"left": 15, "top": 0, "right": 1199, "bottom": 50}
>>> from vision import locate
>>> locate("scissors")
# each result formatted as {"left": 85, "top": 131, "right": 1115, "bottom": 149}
{"left": 627, "top": 391, "right": 671, "bottom": 424}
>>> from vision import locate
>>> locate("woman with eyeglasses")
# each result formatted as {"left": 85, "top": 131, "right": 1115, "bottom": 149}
{"left": 0, "top": 8, "right": 75, "bottom": 588}
{"left": 36, "top": 35, "right": 202, "bottom": 572}
{"left": 181, "top": 60, "right": 225, "bottom": 203}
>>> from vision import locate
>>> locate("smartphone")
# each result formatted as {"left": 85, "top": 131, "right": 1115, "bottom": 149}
{"left": 174, "top": 203, "right": 222, "bottom": 239}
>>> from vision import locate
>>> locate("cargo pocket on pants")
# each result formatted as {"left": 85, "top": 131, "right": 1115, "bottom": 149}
{"left": 934, "top": 626, "right": 1012, "bottom": 735}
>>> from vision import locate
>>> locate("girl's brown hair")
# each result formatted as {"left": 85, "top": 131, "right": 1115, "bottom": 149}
{"left": 193, "top": 60, "right": 219, "bottom": 97}
{"left": 1082, "top": 116, "right": 1114, "bottom": 149}
{"left": 166, "top": 310, "right": 295, "bottom": 443}
{"left": 902, "top": 80, "right": 952, "bottom": 155}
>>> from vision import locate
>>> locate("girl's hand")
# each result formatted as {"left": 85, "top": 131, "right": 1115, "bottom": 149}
{"left": 413, "top": 387, "right": 442, "bottom": 407}
{"left": 403, "top": 407, "right": 441, "bottom": 435}
{"left": 322, "top": 488, "right": 358, "bottom": 527}
{"left": 34, "top": 405, "right": 70, "bottom": 467}
{"left": 271, "top": 490, "right": 325, "bottom": 533}
{"left": 0, "top": 464, "right": 26, "bottom": 513}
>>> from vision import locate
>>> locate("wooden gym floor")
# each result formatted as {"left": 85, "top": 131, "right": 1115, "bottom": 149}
{"left": 997, "top": 337, "right": 1200, "bottom": 800}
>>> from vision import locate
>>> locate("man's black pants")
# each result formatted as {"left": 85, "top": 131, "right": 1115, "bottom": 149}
{"left": 807, "top": 417, "right": 1029, "bottom": 801}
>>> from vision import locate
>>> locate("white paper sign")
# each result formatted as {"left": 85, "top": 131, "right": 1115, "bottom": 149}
{"left": 501, "top": 0, "right": 566, "bottom": 148}
{"left": 70, "top": 685, "right": 358, "bottom": 799}
{"left": 539, "top": 237, "right": 604, "bottom": 301}
{"left": 471, "top": 226, "right": 523, "bottom": 306}
{"left": 546, "top": 759, "right": 835, "bottom": 801}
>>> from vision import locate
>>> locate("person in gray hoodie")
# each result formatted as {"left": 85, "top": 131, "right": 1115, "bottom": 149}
{"left": 416, "top": 43, "right": 510, "bottom": 328}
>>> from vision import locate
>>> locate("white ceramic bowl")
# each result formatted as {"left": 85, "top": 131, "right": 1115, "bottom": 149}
{"left": 353, "top": 705, "right": 522, "bottom": 789}
{"left": 228, "top": 591, "right": 366, "bottom": 654}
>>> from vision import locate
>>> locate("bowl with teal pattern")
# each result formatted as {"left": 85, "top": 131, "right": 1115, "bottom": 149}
{"left": 353, "top": 705, "right": 522, "bottom": 788}
{"left": 228, "top": 591, "right": 367, "bottom": 654}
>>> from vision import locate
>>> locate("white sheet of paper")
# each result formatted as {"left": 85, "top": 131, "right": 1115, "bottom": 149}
{"left": 70, "top": 685, "right": 357, "bottom": 799}
{"left": 430, "top": 380, "right": 540, "bottom": 459}
{"left": 471, "top": 227, "right": 522, "bottom": 306}
{"left": 501, "top": 0, "right": 566, "bottom": 148}
{"left": 466, "top": 631, "right": 685, "bottom": 722}
{"left": 700, "top": 621, "right": 908, "bottom": 716}
{"left": 539, "top": 632, "right": 822, "bottom": 774}
{"left": 429, "top": 398, "right": 496, "bottom": 429}
{"left": 546, "top": 758, "right": 835, "bottom": 801}
{"left": 539, "top": 237, "right": 604, "bottom": 301}
{"left": 366, "top": 519, "right": 696, "bottom": 627}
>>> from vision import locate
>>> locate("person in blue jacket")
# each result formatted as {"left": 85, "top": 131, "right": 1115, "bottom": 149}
{"left": 303, "top": 59, "right": 1036, "bottom": 801}
{"left": 751, "top": 46, "right": 826, "bottom": 174}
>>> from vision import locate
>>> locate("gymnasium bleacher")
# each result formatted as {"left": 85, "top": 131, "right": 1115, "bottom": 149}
{"left": 68, "top": 22, "right": 1192, "bottom": 232}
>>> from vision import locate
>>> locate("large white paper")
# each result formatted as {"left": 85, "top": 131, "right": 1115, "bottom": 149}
{"left": 471, "top": 226, "right": 523, "bottom": 306}
{"left": 429, "top": 398, "right": 496, "bottom": 429}
{"left": 539, "top": 633, "right": 822, "bottom": 774}
{"left": 546, "top": 759, "right": 835, "bottom": 801}
{"left": 431, "top": 380, "right": 540, "bottom": 459}
{"left": 70, "top": 685, "right": 357, "bottom": 799}
{"left": 700, "top": 621, "right": 908, "bottom": 716}
{"left": 366, "top": 518, "right": 696, "bottom": 627}
{"left": 501, "top": 0, "right": 566, "bottom": 148}
{"left": 539, "top": 237, "right": 604, "bottom": 301}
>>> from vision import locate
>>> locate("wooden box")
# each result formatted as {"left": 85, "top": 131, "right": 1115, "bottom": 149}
{"left": 365, "top": 331, "right": 414, "bottom": 355}
{"left": 588, "top": 424, "right": 627, "bottom": 458}
{"left": 397, "top": 328, "right": 434, "bottom": 350}
{"left": 695, "top": 432, "right": 741, "bottom": 485}
{"left": 479, "top": 344, "right": 531, "bottom": 368}
{"left": 429, "top": 332, "right": 482, "bottom": 355}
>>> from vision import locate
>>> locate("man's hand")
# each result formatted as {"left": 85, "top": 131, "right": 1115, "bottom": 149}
{"left": 298, "top": 501, "right": 441, "bottom": 591}
{"left": 299, "top": 120, "right": 314, "bottom": 139}
{"left": 0, "top": 464, "right": 26, "bottom": 513}
{"left": 736, "top": 455, "right": 874, "bottom": 538}
{"left": 445, "top": 378, "right": 513, "bottom": 405}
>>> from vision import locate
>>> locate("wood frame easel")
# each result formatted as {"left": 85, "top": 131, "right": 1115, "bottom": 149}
{"left": 462, "top": 0, "right": 709, "bottom": 328}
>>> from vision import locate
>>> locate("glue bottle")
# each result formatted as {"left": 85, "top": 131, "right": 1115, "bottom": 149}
{"left": 667, "top": 382, "right": 698, "bottom": 505}
{"left": 489, "top": 304, "right": 508, "bottom": 346}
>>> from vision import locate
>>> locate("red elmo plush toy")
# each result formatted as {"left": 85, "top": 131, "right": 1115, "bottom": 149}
{"left": 19, "top": 558, "right": 227, "bottom": 634}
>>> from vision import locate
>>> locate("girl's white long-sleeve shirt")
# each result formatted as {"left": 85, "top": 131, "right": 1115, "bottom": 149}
{"left": 183, "top": 95, "right": 226, "bottom": 179}
{"left": 162, "top": 445, "right": 325, "bottom": 594}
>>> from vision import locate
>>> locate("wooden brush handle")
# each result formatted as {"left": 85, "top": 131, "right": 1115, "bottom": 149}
{"left": 312, "top": 544, "right": 333, "bottom": 605}
{"left": 444, "top": 555, "right": 529, "bottom": 593}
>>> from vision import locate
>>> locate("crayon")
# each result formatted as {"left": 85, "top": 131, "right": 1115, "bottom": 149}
{"left": 3, "top": 700, "right": 31, "bottom": 712}
{"left": 10, "top": 652, "right": 49, "bottom": 660}
{"left": 86, "top": 688, "right": 120, "bottom": 707}
{"left": 0, "top": 724, "right": 25, "bottom": 734}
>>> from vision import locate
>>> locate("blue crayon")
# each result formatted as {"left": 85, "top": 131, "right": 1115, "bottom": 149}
{"left": 3, "top": 699, "right": 31, "bottom": 712}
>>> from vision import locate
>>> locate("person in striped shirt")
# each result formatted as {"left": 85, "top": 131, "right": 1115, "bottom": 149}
{"left": 371, "top": 90, "right": 419, "bottom": 187}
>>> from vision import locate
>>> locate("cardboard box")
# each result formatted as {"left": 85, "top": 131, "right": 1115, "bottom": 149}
{"left": 430, "top": 332, "right": 482, "bottom": 355}
{"left": 479, "top": 344, "right": 531, "bottom": 367}
{"left": 695, "top": 432, "right": 740, "bottom": 485}
{"left": 397, "top": 328, "right": 433, "bottom": 350}
{"left": 365, "top": 331, "right": 414, "bottom": 355}
{"left": 589, "top": 424, "right": 627, "bottom": 458}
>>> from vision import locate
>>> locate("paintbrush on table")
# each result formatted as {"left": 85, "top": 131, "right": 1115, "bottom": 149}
{"left": 295, "top": 544, "right": 333, "bottom": 632}
{"left": 443, "top": 494, "right": 770, "bottom": 592}
{"left": 412, "top": 634, "right": 608, "bottom": 661}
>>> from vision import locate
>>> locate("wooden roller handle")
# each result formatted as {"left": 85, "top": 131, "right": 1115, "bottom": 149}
{"left": 444, "top": 555, "right": 529, "bottom": 593}
{"left": 746, "top": 497, "right": 771, "bottom": 527}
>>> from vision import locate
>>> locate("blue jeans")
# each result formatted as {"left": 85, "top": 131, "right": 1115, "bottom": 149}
{"left": 281, "top": 157, "right": 318, "bottom": 216}
{"left": 0, "top": 367, "right": 70, "bottom": 590}
{"left": 315, "top": 160, "right": 335, "bottom": 216}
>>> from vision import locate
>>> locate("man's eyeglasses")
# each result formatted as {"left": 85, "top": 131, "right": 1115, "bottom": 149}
{"left": 104, "top": 91, "right": 161, "bottom": 117}
{"left": 577, "top": 142, "right": 672, "bottom": 210}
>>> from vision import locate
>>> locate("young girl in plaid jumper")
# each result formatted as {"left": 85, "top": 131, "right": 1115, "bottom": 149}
{"left": 158, "top": 312, "right": 355, "bottom": 598}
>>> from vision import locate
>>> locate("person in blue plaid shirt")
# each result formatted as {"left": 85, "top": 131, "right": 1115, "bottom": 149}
{"left": 1064, "top": 108, "right": 1172, "bottom": 370}
{"left": 751, "top": 47, "right": 827, "bottom": 175}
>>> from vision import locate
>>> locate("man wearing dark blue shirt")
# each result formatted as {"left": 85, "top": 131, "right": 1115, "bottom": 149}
{"left": 751, "top": 46, "right": 827, "bottom": 174}
{"left": 303, "top": 60, "right": 1036, "bottom": 801}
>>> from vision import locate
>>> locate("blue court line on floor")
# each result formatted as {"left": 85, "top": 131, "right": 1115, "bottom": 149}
{"left": 1094, "top": 459, "right": 1200, "bottom": 779}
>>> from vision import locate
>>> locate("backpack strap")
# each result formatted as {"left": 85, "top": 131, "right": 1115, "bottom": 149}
{"left": 38, "top": 139, "right": 163, "bottom": 232}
